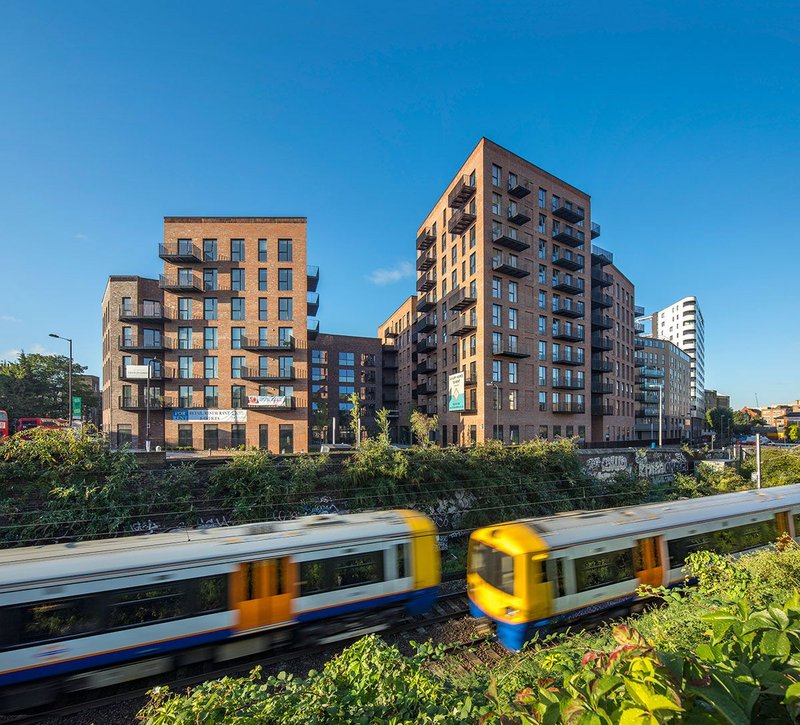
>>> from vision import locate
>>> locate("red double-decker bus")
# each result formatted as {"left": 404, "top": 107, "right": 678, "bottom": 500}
{"left": 14, "top": 417, "right": 68, "bottom": 435}
{"left": 0, "top": 410, "right": 8, "bottom": 439}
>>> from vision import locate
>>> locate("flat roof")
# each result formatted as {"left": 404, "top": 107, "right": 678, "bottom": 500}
{"left": 164, "top": 216, "right": 306, "bottom": 223}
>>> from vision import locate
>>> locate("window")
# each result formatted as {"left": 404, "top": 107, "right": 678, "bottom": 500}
{"left": 492, "top": 331, "right": 502, "bottom": 355}
{"left": 278, "top": 268, "right": 293, "bottom": 290}
{"left": 538, "top": 315, "right": 547, "bottom": 334}
{"left": 538, "top": 239, "right": 547, "bottom": 259}
{"left": 231, "top": 356, "right": 245, "bottom": 378}
{"left": 339, "top": 352, "right": 355, "bottom": 366}
{"left": 203, "top": 425, "right": 219, "bottom": 450}
{"left": 278, "top": 239, "right": 293, "bottom": 261}
{"left": 229, "top": 297, "right": 245, "bottom": 321}
{"left": 204, "top": 385, "right": 218, "bottom": 407}
{"left": 258, "top": 269, "right": 268, "bottom": 290}
{"left": 667, "top": 519, "right": 778, "bottom": 569}
{"left": 469, "top": 541, "right": 513, "bottom": 595}
{"left": 278, "top": 298, "right": 293, "bottom": 321}
{"left": 492, "top": 360, "right": 501, "bottom": 383}
{"left": 469, "top": 226, "right": 476, "bottom": 248}
{"left": 203, "top": 327, "right": 218, "bottom": 350}
{"left": 311, "top": 349, "right": 327, "bottom": 364}
{"left": 278, "top": 356, "right": 293, "bottom": 378}
{"left": 539, "top": 424, "right": 548, "bottom": 438}
{"left": 539, "top": 341, "right": 547, "bottom": 360}
{"left": 178, "top": 425, "right": 193, "bottom": 448}
{"left": 339, "top": 368, "right": 355, "bottom": 383}
{"left": 508, "top": 281, "right": 518, "bottom": 303}
{"left": 231, "top": 385, "right": 245, "bottom": 408}
{"left": 538, "top": 366, "right": 547, "bottom": 386}
{"left": 178, "top": 327, "right": 193, "bottom": 350}
{"left": 492, "top": 277, "right": 502, "bottom": 298}
{"left": 299, "top": 552, "right": 384, "bottom": 596}
{"left": 539, "top": 291, "right": 547, "bottom": 310}
{"left": 509, "top": 308, "right": 518, "bottom": 330}
{"left": 14, "top": 597, "right": 99, "bottom": 645}
{"left": 492, "top": 192, "right": 502, "bottom": 215}
{"left": 279, "top": 424, "right": 294, "bottom": 453}
{"left": 258, "top": 238, "right": 268, "bottom": 262}
{"left": 231, "top": 327, "right": 244, "bottom": 349}
{"left": 231, "top": 424, "right": 246, "bottom": 448}
{"left": 510, "top": 424, "right": 520, "bottom": 443}
{"left": 538, "top": 264, "right": 546, "bottom": 284}
{"left": 508, "top": 361, "right": 518, "bottom": 384}
{"left": 259, "top": 424, "right": 269, "bottom": 449}
{"left": 278, "top": 327, "right": 293, "bottom": 347}
{"left": 538, "top": 214, "right": 546, "bottom": 234}
{"left": 178, "top": 298, "right": 191, "bottom": 320}
{"left": 259, "top": 298, "right": 268, "bottom": 320}
{"left": 575, "top": 549, "right": 635, "bottom": 592}
{"left": 491, "top": 164, "right": 502, "bottom": 187}
{"left": 178, "top": 356, "right": 193, "bottom": 379}
{"left": 230, "top": 238, "right": 245, "bottom": 261}
{"left": 203, "top": 238, "right": 218, "bottom": 261}
{"left": 231, "top": 268, "right": 245, "bottom": 291}
{"left": 204, "top": 298, "right": 218, "bottom": 320}
{"left": 178, "top": 385, "right": 193, "bottom": 408}
{"left": 492, "top": 304, "right": 502, "bottom": 326}
{"left": 204, "top": 356, "right": 218, "bottom": 379}
{"left": 538, "top": 188, "right": 546, "bottom": 209}
{"left": 539, "top": 391, "right": 547, "bottom": 411}
{"left": 469, "top": 252, "right": 476, "bottom": 275}
{"left": 178, "top": 268, "right": 194, "bottom": 286}
{"left": 203, "top": 268, "right": 217, "bottom": 291}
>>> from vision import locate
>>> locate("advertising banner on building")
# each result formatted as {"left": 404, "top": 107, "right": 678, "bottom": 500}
{"left": 171, "top": 409, "right": 248, "bottom": 422}
{"left": 125, "top": 364, "right": 150, "bottom": 380}
{"left": 246, "top": 395, "right": 289, "bottom": 408}
{"left": 448, "top": 372, "right": 465, "bottom": 412}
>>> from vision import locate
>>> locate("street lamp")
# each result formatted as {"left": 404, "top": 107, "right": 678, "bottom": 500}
{"left": 49, "top": 333, "right": 73, "bottom": 428}
{"left": 145, "top": 358, "right": 161, "bottom": 452}
{"left": 486, "top": 381, "right": 499, "bottom": 441}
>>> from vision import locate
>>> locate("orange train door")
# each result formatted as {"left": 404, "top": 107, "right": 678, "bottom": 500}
{"left": 234, "top": 557, "right": 295, "bottom": 632}
{"left": 634, "top": 537, "right": 664, "bottom": 588}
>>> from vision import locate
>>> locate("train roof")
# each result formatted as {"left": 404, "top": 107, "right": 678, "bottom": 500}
{"left": 517, "top": 484, "right": 800, "bottom": 550}
{"left": 0, "top": 510, "right": 423, "bottom": 589}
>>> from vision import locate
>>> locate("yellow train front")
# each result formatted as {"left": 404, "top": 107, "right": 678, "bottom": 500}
{"left": 468, "top": 485, "right": 800, "bottom": 650}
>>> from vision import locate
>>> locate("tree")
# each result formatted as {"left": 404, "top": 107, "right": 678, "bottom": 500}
{"left": 705, "top": 406, "right": 735, "bottom": 443}
{"left": 347, "top": 392, "right": 362, "bottom": 448}
{"left": 409, "top": 409, "right": 438, "bottom": 447}
{"left": 786, "top": 424, "right": 799, "bottom": 442}
{"left": 375, "top": 407, "right": 391, "bottom": 447}
{"left": 0, "top": 352, "right": 99, "bottom": 422}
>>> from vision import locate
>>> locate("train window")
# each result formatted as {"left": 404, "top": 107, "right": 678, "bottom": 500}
{"left": 300, "top": 560, "right": 326, "bottom": 595}
{"left": 574, "top": 549, "right": 635, "bottom": 592}
{"left": 795, "top": 513, "right": 800, "bottom": 538}
{"left": 243, "top": 562, "right": 256, "bottom": 601}
{"left": 396, "top": 543, "right": 409, "bottom": 578}
{"left": 334, "top": 551, "right": 384, "bottom": 589}
{"left": 17, "top": 597, "right": 99, "bottom": 646}
{"left": 668, "top": 518, "right": 778, "bottom": 569}
{"left": 198, "top": 575, "right": 227, "bottom": 613}
{"left": 470, "top": 541, "right": 514, "bottom": 595}
{"left": 108, "top": 585, "right": 187, "bottom": 629}
{"left": 544, "top": 558, "right": 566, "bottom": 598}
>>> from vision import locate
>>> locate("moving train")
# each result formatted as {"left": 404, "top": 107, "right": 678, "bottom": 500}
{"left": 0, "top": 509, "right": 439, "bottom": 710}
{"left": 467, "top": 484, "right": 800, "bottom": 650}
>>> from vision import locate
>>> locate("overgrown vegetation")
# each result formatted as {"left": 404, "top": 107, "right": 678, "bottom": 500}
{"left": 139, "top": 544, "right": 800, "bottom": 723}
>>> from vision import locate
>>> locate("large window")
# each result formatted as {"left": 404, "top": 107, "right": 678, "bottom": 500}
{"left": 204, "top": 298, "right": 218, "bottom": 320}
{"left": 258, "top": 238, "right": 267, "bottom": 262}
{"left": 339, "top": 352, "right": 355, "bottom": 366}
{"left": 574, "top": 549, "right": 635, "bottom": 592}
{"left": 231, "top": 268, "right": 245, "bottom": 291}
{"left": 231, "top": 424, "right": 246, "bottom": 448}
{"left": 204, "top": 327, "right": 218, "bottom": 350}
{"left": 278, "top": 239, "right": 293, "bottom": 261}
{"left": 178, "top": 298, "right": 192, "bottom": 320}
{"left": 469, "top": 541, "right": 514, "bottom": 595}
{"left": 230, "top": 238, "right": 245, "bottom": 261}
{"left": 108, "top": 585, "right": 188, "bottom": 629}
{"left": 278, "top": 269, "right": 293, "bottom": 290}
{"left": 278, "top": 298, "right": 293, "bottom": 320}
{"left": 258, "top": 269, "right": 268, "bottom": 290}
{"left": 667, "top": 518, "right": 778, "bottom": 569}
{"left": 298, "top": 551, "right": 384, "bottom": 596}
{"left": 178, "top": 425, "right": 193, "bottom": 448}
{"left": 231, "top": 298, "right": 245, "bottom": 320}
{"left": 203, "top": 238, "right": 217, "bottom": 261}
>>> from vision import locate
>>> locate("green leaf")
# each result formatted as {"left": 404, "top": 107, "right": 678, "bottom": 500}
{"left": 692, "top": 682, "right": 751, "bottom": 725}
{"left": 618, "top": 707, "right": 651, "bottom": 725}
{"left": 784, "top": 681, "right": 800, "bottom": 703}
{"left": 768, "top": 606, "right": 790, "bottom": 630}
{"left": 760, "top": 629, "right": 791, "bottom": 659}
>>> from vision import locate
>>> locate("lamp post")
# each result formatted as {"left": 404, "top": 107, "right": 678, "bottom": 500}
{"left": 49, "top": 333, "right": 73, "bottom": 428}
{"left": 145, "top": 358, "right": 161, "bottom": 452}
{"left": 487, "top": 381, "right": 499, "bottom": 441}
{"left": 658, "top": 383, "right": 663, "bottom": 448}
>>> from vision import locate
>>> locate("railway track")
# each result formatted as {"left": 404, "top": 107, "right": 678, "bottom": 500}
{"left": 4, "top": 586, "right": 471, "bottom": 724}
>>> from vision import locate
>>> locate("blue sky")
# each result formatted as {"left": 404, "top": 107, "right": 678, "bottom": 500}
{"left": 0, "top": 1, "right": 797, "bottom": 409}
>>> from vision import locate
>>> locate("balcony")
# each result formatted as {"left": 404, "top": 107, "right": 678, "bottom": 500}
{"left": 634, "top": 355, "right": 646, "bottom": 367}
{"left": 552, "top": 199, "right": 584, "bottom": 223}
{"left": 118, "top": 335, "right": 171, "bottom": 352}
{"left": 416, "top": 248, "right": 436, "bottom": 272}
{"left": 245, "top": 395, "right": 296, "bottom": 411}
{"left": 636, "top": 407, "right": 660, "bottom": 418}
{"left": 307, "top": 292, "right": 320, "bottom": 316}
{"left": 634, "top": 321, "right": 645, "bottom": 334}
{"left": 417, "top": 380, "right": 438, "bottom": 396}
{"left": 507, "top": 178, "right": 531, "bottom": 199}
{"left": 240, "top": 336, "right": 295, "bottom": 352}
{"left": 591, "top": 221, "right": 601, "bottom": 239}
{"left": 552, "top": 376, "right": 585, "bottom": 390}
{"left": 491, "top": 254, "right": 531, "bottom": 278}
{"left": 639, "top": 367, "right": 665, "bottom": 379}
{"left": 383, "top": 372, "right": 399, "bottom": 386}
{"left": 591, "top": 334, "right": 613, "bottom": 351}
{"left": 591, "top": 357, "right": 613, "bottom": 372}
{"left": 448, "top": 207, "right": 477, "bottom": 235}
{"left": 414, "top": 295, "right": 435, "bottom": 315}
{"left": 449, "top": 287, "right": 477, "bottom": 311}
{"left": 552, "top": 226, "right": 585, "bottom": 247}
{"left": 301, "top": 266, "right": 318, "bottom": 294}
{"left": 416, "top": 228, "right": 436, "bottom": 251}
{"left": 464, "top": 371, "right": 478, "bottom": 386}
{"left": 553, "top": 352, "right": 585, "bottom": 366}
{"left": 307, "top": 319, "right": 320, "bottom": 340}
{"left": 591, "top": 313, "right": 613, "bottom": 330}
{"left": 119, "top": 395, "right": 175, "bottom": 411}
{"left": 382, "top": 350, "right": 399, "bottom": 370}
{"left": 414, "top": 313, "right": 437, "bottom": 334}
{"left": 553, "top": 401, "right": 586, "bottom": 414}
{"left": 491, "top": 225, "right": 530, "bottom": 252}
{"left": 552, "top": 299, "right": 585, "bottom": 319}
{"left": 159, "top": 242, "right": 201, "bottom": 263}
{"left": 592, "top": 403, "right": 615, "bottom": 416}
{"left": 448, "top": 174, "right": 477, "bottom": 209}
{"left": 507, "top": 204, "right": 532, "bottom": 226}
{"left": 592, "top": 378, "right": 613, "bottom": 395}
{"left": 634, "top": 305, "right": 645, "bottom": 317}
{"left": 449, "top": 314, "right": 477, "bottom": 337}
{"left": 634, "top": 337, "right": 645, "bottom": 350}
{"left": 118, "top": 304, "right": 168, "bottom": 323}
{"left": 458, "top": 405, "right": 478, "bottom": 415}
{"left": 636, "top": 392, "right": 659, "bottom": 404}
{"left": 552, "top": 273, "right": 585, "bottom": 294}
{"left": 638, "top": 380, "right": 662, "bottom": 391}
{"left": 159, "top": 273, "right": 202, "bottom": 292}
{"left": 493, "top": 341, "right": 531, "bottom": 358}
{"left": 240, "top": 367, "right": 296, "bottom": 382}
{"left": 417, "top": 271, "right": 437, "bottom": 293}
{"left": 416, "top": 358, "right": 437, "bottom": 375}
{"left": 417, "top": 336, "right": 437, "bottom": 353}
{"left": 591, "top": 268, "right": 613, "bottom": 287}
{"left": 591, "top": 245, "right": 613, "bottom": 266}
{"left": 591, "top": 290, "right": 613, "bottom": 308}
{"left": 552, "top": 250, "right": 584, "bottom": 271}
{"left": 552, "top": 324, "right": 584, "bottom": 342}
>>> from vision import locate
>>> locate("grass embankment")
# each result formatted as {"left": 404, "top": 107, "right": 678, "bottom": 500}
{"left": 140, "top": 543, "right": 800, "bottom": 723}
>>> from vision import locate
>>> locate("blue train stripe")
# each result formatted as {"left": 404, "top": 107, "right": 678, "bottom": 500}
{"left": 296, "top": 586, "right": 439, "bottom": 622}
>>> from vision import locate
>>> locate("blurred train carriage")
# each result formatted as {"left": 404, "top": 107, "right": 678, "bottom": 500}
{"left": 468, "top": 485, "right": 800, "bottom": 650}
{"left": 0, "top": 509, "right": 440, "bottom": 711}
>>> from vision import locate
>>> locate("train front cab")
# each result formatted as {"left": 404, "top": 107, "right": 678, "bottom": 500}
{"left": 467, "top": 524, "right": 551, "bottom": 651}
{"left": 398, "top": 509, "right": 440, "bottom": 614}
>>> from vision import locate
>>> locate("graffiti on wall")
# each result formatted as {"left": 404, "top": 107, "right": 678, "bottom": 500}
{"left": 580, "top": 448, "right": 689, "bottom": 484}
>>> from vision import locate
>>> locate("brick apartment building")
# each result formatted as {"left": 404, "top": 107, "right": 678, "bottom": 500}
{"left": 101, "top": 217, "right": 320, "bottom": 452}
{"left": 309, "top": 333, "right": 383, "bottom": 446}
